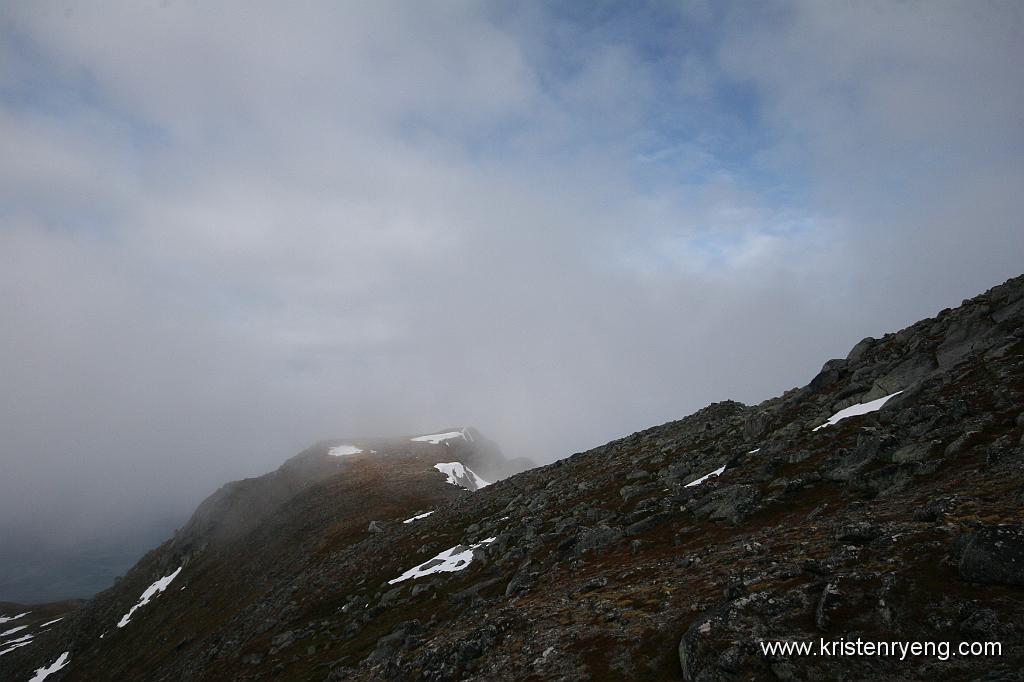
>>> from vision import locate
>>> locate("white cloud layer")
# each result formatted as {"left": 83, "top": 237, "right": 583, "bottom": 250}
{"left": 0, "top": 1, "right": 1021, "bottom": 560}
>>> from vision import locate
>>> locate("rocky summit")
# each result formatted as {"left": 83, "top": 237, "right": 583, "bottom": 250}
{"left": 2, "top": 275, "right": 1023, "bottom": 681}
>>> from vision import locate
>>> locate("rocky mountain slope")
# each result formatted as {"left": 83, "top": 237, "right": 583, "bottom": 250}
{"left": 2, "top": 275, "right": 1023, "bottom": 681}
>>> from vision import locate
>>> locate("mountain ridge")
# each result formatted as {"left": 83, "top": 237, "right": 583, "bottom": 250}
{"left": 2, "top": 273, "right": 1022, "bottom": 681}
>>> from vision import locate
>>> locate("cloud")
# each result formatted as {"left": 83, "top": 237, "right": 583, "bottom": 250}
{"left": 0, "top": 1, "right": 1021, "bottom": 580}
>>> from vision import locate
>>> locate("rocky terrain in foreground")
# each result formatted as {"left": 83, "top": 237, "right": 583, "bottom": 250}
{"left": 2, "top": 274, "right": 1023, "bottom": 681}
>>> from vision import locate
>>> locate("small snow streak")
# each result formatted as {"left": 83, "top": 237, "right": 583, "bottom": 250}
{"left": 117, "top": 566, "right": 183, "bottom": 628}
{"left": 28, "top": 651, "right": 70, "bottom": 681}
{"left": 0, "top": 624, "right": 28, "bottom": 638}
{"left": 0, "top": 635, "right": 34, "bottom": 657}
{"left": 812, "top": 391, "right": 903, "bottom": 431}
{"left": 0, "top": 612, "right": 28, "bottom": 625}
{"left": 685, "top": 465, "right": 726, "bottom": 487}
{"left": 403, "top": 511, "right": 435, "bottom": 523}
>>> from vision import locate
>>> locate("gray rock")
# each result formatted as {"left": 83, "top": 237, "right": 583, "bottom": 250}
{"left": 379, "top": 586, "right": 404, "bottom": 607}
{"left": 270, "top": 630, "right": 295, "bottom": 649}
{"left": 504, "top": 570, "right": 537, "bottom": 596}
{"left": 945, "top": 431, "right": 981, "bottom": 457}
{"left": 410, "top": 581, "right": 436, "bottom": 597}
{"left": 834, "top": 522, "right": 880, "bottom": 544}
{"left": 959, "top": 608, "right": 1004, "bottom": 640}
{"left": 959, "top": 525, "right": 1024, "bottom": 586}
{"left": 815, "top": 582, "right": 841, "bottom": 631}
{"left": 691, "top": 484, "right": 762, "bottom": 525}
{"left": 716, "top": 644, "right": 744, "bottom": 673}
{"left": 625, "top": 512, "right": 673, "bottom": 537}
{"left": 846, "top": 336, "right": 875, "bottom": 363}
{"left": 936, "top": 309, "right": 996, "bottom": 370}
{"left": 575, "top": 525, "right": 624, "bottom": 554}
{"left": 888, "top": 441, "right": 936, "bottom": 464}
{"left": 677, "top": 615, "right": 707, "bottom": 682}
{"left": 619, "top": 482, "right": 657, "bottom": 502}
{"left": 809, "top": 358, "right": 847, "bottom": 392}
{"left": 743, "top": 411, "right": 773, "bottom": 440}
{"left": 873, "top": 355, "right": 936, "bottom": 396}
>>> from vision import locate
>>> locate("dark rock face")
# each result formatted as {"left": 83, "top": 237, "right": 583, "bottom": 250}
{"left": 3, "top": 274, "right": 1024, "bottom": 682}
{"left": 959, "top": 525, "right": 1024, "bottom": 586}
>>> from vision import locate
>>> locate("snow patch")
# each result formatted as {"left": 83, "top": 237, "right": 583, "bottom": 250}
{"left": 0, "top": 637, "right": 33, "bottom": 657}
{"left": 328, "top": 445, "right": 363, "bottom": 457}
{"left": 37, "top": 618, "right": 62, "bottom": 629}
{"left": 685, "top": 465, "right": 726, "bottom": 487}
{"left": 117, "top": 566, "right": 182, "bottom": 628}
{"left": 388, "top": 538, "right": 496, "bottom": 584}
{"left": 433, "top": 462, "right": 490, "bottom": 491}
{"left": 1, "top": 633, "right": 32, "bottom": 647}
{"left": 28, "top": 651, "right": 69, "bottom": 681}
{"left": 812, "top": 391, "right": 903, "bottom": 431}
{"left": 0, "top": 624, "right": 28, "bottom": 638}
{"left": 411, "top": 429, "right": 469, "bottom": 444}
{"left": 403, "top": 511, "right": 435, "bottom": 524}
{"left": 0, "top": 612, "right": 28, "bottom": 625}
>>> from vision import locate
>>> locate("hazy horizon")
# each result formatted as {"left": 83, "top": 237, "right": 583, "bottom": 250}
{"left": 2, "top": 2, "right": 1022, "bottom": 601}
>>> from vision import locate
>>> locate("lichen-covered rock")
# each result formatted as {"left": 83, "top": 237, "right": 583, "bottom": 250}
{"left": 691, "top": 484, "right": 762, "bottom": 525}
{"left": 959, "top": 525, "right": 1024, "bottom": 586}
{"left": 574, "top": 525, "right": 624, "bottom": 554}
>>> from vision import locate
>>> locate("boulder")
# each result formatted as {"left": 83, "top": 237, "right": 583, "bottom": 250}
{"left": 846, "top": 336, "right": 876, "bottom": 363}
{"left": 692, "top": 485, "right": 762, "bottom": 525}
{"left": 574, "top": 525, "right": 624, "bottom": 554}
{"left": 959, "top": 525, "right": 1024, "bottom": 586}
{"left": 809, "top": 359, "right": 848, "bottom": 392}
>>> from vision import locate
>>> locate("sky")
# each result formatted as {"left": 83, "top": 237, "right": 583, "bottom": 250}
{"left": 1, "top": 1, "right": 1022, "bottom": 585}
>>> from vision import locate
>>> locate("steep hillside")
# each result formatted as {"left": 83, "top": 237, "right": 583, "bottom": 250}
{"left": 2, "top": 275, "right": 1023, "bottom": 681}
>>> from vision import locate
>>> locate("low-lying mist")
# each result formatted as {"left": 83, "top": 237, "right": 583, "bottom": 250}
{"left": 2, "top": 1, "right": 1022, "bottom": 602}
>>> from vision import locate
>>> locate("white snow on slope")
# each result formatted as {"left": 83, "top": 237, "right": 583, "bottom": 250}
{"left": 117, "top": 566, "right": 182, "bottom": 628}
{"left": 0, "top": 612, "right": 28, "bottom": 624}
{"left": 0, "top": 637, "right": 33, "bottom": 657}
{"left": 0, "top": 625, "right": 28, "bottom": 638}
{"left": 28, "top": 651, "right": 69, "bottom": 681}
{"left": 328, "top": 445, "right": 363, "bottom": 456}
{"left": 812, "top": 391, "right": 903, "bottom": 431}
{"left": 388, "top": 538, "right": 496, "bottom": 585}
{"left": 411, "top": 429, "right": 469, "bottom": 444}
{"left": 685, "top": 465, "right": 726, "bottom": 487}
{"left": 37, "top": 618, "right": 62, "bottom": 629}
{"left": 403, "top": 511, "right": 435, "bottom": 523}
{"left": 433, "top": 462, "right": 490, "bottom": 491}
